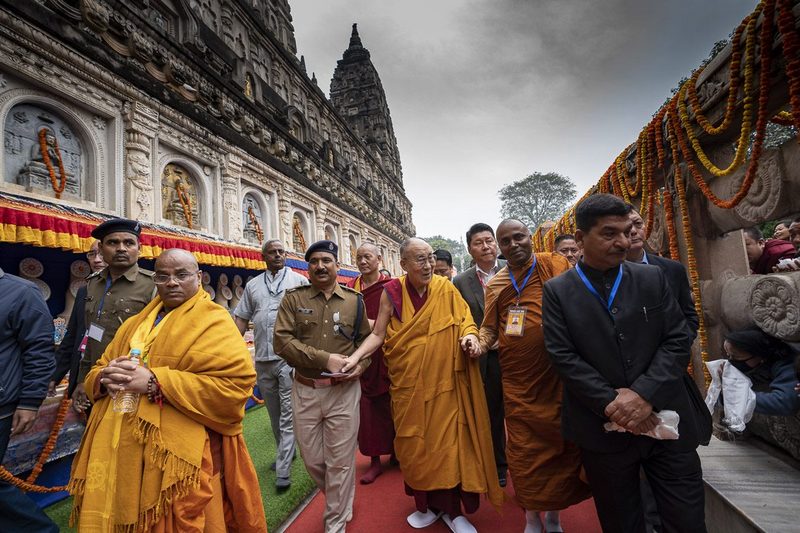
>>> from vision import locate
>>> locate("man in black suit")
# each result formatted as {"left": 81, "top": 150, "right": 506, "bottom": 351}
{"left": 627, "top": 205, "right": 699, "bottom": 533}
{"left": 453, "top": 222, "right": 508, "bottom": 486}
{"left": 542, "top": 194, "right": 708, "bottom": 533}
{"left": 50, "top": 241, "right": 106, "bottom": 406}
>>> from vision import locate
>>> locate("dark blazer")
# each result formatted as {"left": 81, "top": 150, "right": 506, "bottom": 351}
{"left": 453, "top": 260, "right": 506, "bottom": 327}
{"left": 647, "top": 253, "right": 699, "bottom": 337}
{"left": 52, "top": 285, "right": 87, "bottom": 396}
{"left": 542, "top": 261, "right": 707, "bottom": 453}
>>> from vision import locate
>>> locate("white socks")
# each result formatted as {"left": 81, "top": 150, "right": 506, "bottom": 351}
{"left": 544, "top": 510, "right": 563, "bottom": 533}
{"left": 524, "top": 510, "right": 542, "bottom": 533}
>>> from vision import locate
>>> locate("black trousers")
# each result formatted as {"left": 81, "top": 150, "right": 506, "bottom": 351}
{"left": 479, "top": 350, "right": 507, "bottom": 472}
{"left": 581, "top": 438, "right": 706, "bottom": 533}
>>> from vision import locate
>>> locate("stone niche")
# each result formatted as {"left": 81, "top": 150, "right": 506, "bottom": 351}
{"left": 161, "top": 162, "right": 200, "bottom": 229}
{"left": 242, "top": 192, "right": 265, "bottom": 245}
{"left": 4, "top": 103, "right": 86, "bottom": 199}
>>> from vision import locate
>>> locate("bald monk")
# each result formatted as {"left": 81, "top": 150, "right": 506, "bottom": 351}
{"left": 477, "top": 220, "right": 590, "bottom": 533}
{"left": 343, "top": 238, "right": 504, "bottom": 533}
{"left": 346, "top": 243, "right": 395, "bottom": 484}
{"left": 69, "top": 249, "right": 266, "bottom": 532}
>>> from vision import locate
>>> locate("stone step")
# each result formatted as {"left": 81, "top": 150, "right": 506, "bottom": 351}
{"left": 699, "top": 436, "right": 800, "bottom": 533}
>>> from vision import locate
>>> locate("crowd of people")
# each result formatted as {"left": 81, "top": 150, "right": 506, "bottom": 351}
{"left": 2, "top": 193, "right": 798, "bottom": 532}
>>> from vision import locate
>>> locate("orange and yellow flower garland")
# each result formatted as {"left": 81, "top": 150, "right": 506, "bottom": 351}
{"left": 38, "top": 129, "right": 68, "bottom": 199}
{"left": 777, "top": 0, "right": 800, "bottom": 134}
{"left": 247, "top": 206, "right": 264, "bottom": 243}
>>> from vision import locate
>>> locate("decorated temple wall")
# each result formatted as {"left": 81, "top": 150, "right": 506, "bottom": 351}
{"left": 0, "top": 7, "right": 403, "bottom": 274}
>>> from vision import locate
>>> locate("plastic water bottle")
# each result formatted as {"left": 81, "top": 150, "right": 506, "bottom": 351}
{"left": 112, "top": 348, "right": 141, "bottom": 413}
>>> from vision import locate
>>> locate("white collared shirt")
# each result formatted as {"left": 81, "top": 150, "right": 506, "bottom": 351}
{"left": 475, "top": 260, "right": 501, "bottom": 287}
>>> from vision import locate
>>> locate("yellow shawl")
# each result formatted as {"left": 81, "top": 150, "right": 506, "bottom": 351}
{"left": 384, "top": 275, "right": 505, "bottom": 511}
{"left": 68, "top": 289, "right": 261, "bottom": 532}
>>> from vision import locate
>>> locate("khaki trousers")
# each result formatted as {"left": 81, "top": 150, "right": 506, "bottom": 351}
{"left": 292, "top": 379, "right": 361, "bottom": 533}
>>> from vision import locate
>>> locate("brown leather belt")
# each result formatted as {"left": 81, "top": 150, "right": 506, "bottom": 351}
{"left": 294, "top": 373, "right": 342, "bottom": 389}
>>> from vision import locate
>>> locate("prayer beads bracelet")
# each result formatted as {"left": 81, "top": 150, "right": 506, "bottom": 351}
{"left": 146, "top": 374, "right": 164, "bottom": 408}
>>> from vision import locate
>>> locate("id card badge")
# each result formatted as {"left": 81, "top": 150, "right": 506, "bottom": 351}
{"left": 88, "top": 323, "right": 105, "bottom": 342}
{"left": 505, "top": 306, "right": 526, "bottom": 337}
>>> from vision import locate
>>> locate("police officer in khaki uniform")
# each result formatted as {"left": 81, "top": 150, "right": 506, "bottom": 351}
{"left": 71, "top": 218, "right": 155, "bottom": 412}
{"left": 274, "top": 240, "right": 371, "bottom": 533}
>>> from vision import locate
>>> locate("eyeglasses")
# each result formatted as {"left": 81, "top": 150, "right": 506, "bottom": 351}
{"left": 410, "top": 254, "right": 436, "bottom": 267}
{"left": 153, "top": 271, "right": 199, "bottom": 285}
{"left": 87, "top": 251, "right": 100, "bottom": 259}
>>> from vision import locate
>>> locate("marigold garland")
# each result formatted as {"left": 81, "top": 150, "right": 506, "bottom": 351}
{"left": 669, "top": 0, "right": 774, "bottom": 210}
{"left": 770, "top": 110, "right": 795, "bottom": 126}
{"left": 662, "top": 187, "right": 680, "bottom": 260}
{"left": 176, "top": 181, "right": 193, "bottom": 229}
{"left": 38, "top": 128, "right": 68, "bottom": 199}
{"left": 777, "top": 0, "right": 800, "bottom": 134}
{"left": 686, "top": 9, "right": 755, "bottom": 135}
{"left": 0, "top": 393, "right": 71, "bottom": 493}
{"left": 677, "top": 10, "right": 756, "bottom": 178}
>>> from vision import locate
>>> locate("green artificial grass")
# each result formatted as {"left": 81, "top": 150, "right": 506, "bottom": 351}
{"left": 45, "top": 405, "right": 315, "bottom": 532}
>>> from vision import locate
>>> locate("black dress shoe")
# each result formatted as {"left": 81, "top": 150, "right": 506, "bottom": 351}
{"left": 498, "top": 471, "right": 507, "bottom": 487}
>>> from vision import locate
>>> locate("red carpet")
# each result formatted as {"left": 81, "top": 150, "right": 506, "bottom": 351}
{"left": 285, "top": 452, "right": 601, "bottom": 532}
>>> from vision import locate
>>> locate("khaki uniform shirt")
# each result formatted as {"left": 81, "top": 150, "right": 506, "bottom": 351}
{"left": 77, "top": 263, "right": 155, "bottom": 381}
{"left": 273, "top": 283, "right": 372, "bottom": 379}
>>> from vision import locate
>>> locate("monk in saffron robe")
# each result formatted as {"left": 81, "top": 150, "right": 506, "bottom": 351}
{"left": 477, "top": 220, "right": 590, "bottom": 533}
{"left": 69, "top": 249, "right": 267, "bottom": 532}
{"left": 346, "top": 243, "right": 395, "bottom": 484}
{"left": 343, "top": 238, "right": 504, "bottom": 533}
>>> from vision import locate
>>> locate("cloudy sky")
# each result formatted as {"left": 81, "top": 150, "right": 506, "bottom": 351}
{"left": 291, "top": 0, "right": 755, "bottom": 241}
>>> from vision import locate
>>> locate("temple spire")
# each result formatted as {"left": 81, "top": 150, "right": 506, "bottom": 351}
{"left": 349, "top": 23, "right": 363, "bottom": 49}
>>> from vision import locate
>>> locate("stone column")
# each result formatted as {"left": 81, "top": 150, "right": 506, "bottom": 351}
{"left": 220, "top": 172, "right": 243, "bottom": 242}
{"left": 123, "top": 101, "right": 158, "bottom": 221}
{"left": 278, "top": 183, "right": 293, "bottom": 249}
{"left": 314, "top": 203, "right": 327, "bottom": 243}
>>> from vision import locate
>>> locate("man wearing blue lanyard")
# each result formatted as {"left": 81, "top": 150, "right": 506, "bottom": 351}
{"left": 73, "top": 218, "right": 155, "bottom": 414}
{"left": 542, "top": 194, "right": 709, "bottom": 533}
{"left": 234, "top": 238, "right": 308, "bottom": 490}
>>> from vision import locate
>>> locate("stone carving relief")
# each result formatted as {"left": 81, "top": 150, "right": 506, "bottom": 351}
{"left": 645, "top": 202, "right": 667, "bottom": 255}
{"left": 4, "top": 104, "right": 83, "bottom": 199}
{"left": 242, "top": 193, "right": 264, "bottom": 244}
{"left": 731, "top": 152, "right": 783, "bottom": 224}
{"left": 749, "top": 274, "right": 800, "bottom": 341}
{"left": 161, "top": 163, "right": 199, "bottom": 229}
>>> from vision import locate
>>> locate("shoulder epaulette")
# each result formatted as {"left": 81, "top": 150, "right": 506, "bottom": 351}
{"left": 340, "top": 284, "right": 359, "bottom": 294}
{"left": 139, "top": 268, "right": 155, "bottom": 277}
{"left": 285, "top": 285, "right": 309, "bottom": 294}
{"left": 85, "top": 270, "right": 103, "bottom": 280}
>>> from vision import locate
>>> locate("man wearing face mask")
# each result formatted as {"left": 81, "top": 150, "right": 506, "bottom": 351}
{"left": 273, "top": 240, "right": 372, "bottom": 532}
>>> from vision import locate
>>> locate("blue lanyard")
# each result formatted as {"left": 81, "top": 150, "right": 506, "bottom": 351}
{"left": 509, "top": 255, "right": 537, "bottom": 302}
{"left": 574, "top": 263, "right": 623, "bottom": 315}
{"left": 95, "top": 276, "right": 114, "bottom": 320}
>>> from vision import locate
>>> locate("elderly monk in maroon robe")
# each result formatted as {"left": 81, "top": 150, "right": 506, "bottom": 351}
{"left": 477, "top": 220, "right": 590, "bottom": 533}
{"left": 343, "top": 238, "right": 503, "bottom": 533}
{"left": 347, "top": 243, "right": 394, "bottom": 484}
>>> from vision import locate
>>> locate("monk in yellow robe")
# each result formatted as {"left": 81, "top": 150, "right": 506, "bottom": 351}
{"left": 68, "top": 249, "right": 267, "bottom": 532}
{"left": 343, "top": 238, "right": 504, "bottom": 533}
{"left": 478, "top": 220, "right": 590, "bottom": 533}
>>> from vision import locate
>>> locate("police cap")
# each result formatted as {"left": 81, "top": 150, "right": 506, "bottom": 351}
{"left": 305, "top": 240, "right": 338, "bottom": 262}
{"left": 91, "top": 218, "right": 142, "bottom": 241}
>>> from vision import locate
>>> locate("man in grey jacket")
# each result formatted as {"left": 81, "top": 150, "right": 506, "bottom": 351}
{"left": 0, "top": 267, "right": 58, "bottom": 532}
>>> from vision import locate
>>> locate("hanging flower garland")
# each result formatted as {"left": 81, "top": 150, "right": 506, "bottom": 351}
{"left": 0, "top": 393, "right": 71, "bottom": 493}
{"left": 661, "top": 187, "right": 680, "bottom": 260}
{"left": 777, "top": 0, "right": 800, "bottom": 134}
{"left": 176, "top": 181, "right": 193, "bottom": 229}
{"left": 247, "top": 206, "right": 264, "bottom": 243}
{"left": 669, "top": 0, "right": 774, "bottom": 210}
{"left": 686, "top": 8, "right": 755, "bottom": 135}
{"left": 770, "top": 110, "right": 795, "bottom": 126}
{"left": 677, "top": 9, "right": 757, "bottom": 178}
{"left": 38, "top": 129, "right": 68, "bottom": 199}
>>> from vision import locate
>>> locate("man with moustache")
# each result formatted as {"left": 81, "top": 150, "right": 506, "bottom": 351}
{"left": 346, "top": 243, "right": 394, "bottom": 484}
{"left": 452, "top": 222, "right": 508, "bottom": 487}
{"left": 542, "top": 194, "right": 708, "bottom": 533}
{"left": 50, "top": 240, "right": 107, "bottom": 402}
{"left": 234, "top": 239, "right": 308, "bottom": 490}
{"left": 72, "top": 219, "right": 155, "bottom": 413}
{"left": 476, "top": 220, "right": 590, "bottom": 533}
{"left": 343, "top": 238, "right": 503, "bottom": 533}
{"left": 273, "top": 240, "right": 372, "bottom": 532}
{"left": 69, "top": 249, "right": 265, "bottom": 532}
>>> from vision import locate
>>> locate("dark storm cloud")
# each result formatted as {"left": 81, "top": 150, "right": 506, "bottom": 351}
{"left": 291, "top": 0, "right": 756, "bottom": 239}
